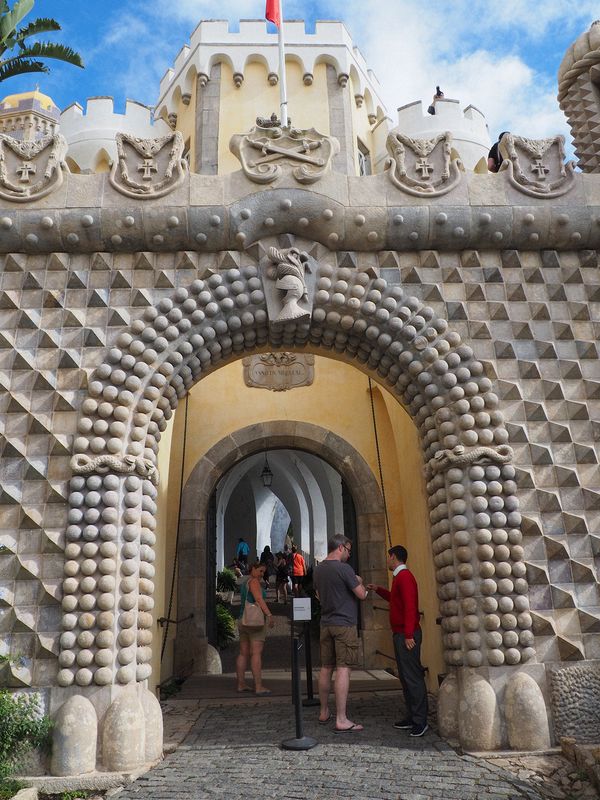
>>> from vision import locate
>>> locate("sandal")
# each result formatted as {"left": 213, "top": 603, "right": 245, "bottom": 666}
{"left": 333, "top": 723, "right": 364, "bottom": 734}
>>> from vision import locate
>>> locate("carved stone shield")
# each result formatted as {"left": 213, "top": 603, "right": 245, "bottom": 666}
{"left": 109, "top": 131, "right": 187, "bottom": 199}
{"left": 499, "top": 133, "right": 575, "bottom": 197}
{"left": 385, "top": 131, "right": 462, "bottom": 196}
{"left": 0, "top": 133, "right": 67, "bottom": 202}
{"left": 230, "top": 122, "right": 339, "bottom": 184}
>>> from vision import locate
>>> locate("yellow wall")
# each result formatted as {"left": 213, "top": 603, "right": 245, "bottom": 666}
{"left": 216, "top": 60, "right": 331, "bottom": 175}
{"left": 351, "top": 74, "right": 373, "bottom": 175}
{"left": 153, "top": 352, "right": 445, "bottom": 692}
{"left": 174, "top": 83, "right": 197, "bottom": 168}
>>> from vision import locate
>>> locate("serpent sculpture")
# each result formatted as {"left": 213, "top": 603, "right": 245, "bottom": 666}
{"left": 427, "top": 444, "right": 514, "bottom": 476}
{"left": 70, "top": 453, "right": 160, "bottom": 485}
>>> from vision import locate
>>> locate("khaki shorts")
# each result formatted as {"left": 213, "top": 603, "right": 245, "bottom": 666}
{"left": 238, "top": 621, "right": 267, "bottom": 644}
{"left": 320, "top": 625, "right": 359, "bottom": 668}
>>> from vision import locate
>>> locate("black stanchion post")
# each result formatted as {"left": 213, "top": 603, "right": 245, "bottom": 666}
{"left": 302, "top": 620, "right": 319, "bottom": 707}
{"left": 281, "top": 615, "right": 318, "bottom": 750}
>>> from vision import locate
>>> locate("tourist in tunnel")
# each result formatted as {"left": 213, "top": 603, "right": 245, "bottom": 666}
{"left": 291, "top": 544, "right": 307, "bottom": 597}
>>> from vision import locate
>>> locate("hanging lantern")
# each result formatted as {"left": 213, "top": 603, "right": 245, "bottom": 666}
{"left": 261, "top": 453, "right": 273, "bottom": 487}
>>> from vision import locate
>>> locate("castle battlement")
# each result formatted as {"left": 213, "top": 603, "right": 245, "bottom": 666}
{"left": 60, "top": 96, "right": 156, "bottom": 129}
{"left": 394, "top": 98, "right": 490, "bottom": 170}
{"left": 156, "top": 18, "right": 386, "bottom": 120}
{"left": 59, "top": 96, "right": 170, "bottom": 173}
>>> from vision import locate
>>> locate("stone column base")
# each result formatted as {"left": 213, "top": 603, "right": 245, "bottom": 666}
{"left": 49, "top": 684, "right": 163, "bottom": 776}
{"left": 438, "top": 663, "right": 552, "bottom": 751}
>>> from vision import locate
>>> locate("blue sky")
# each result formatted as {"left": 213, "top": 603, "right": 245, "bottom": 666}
{"left": 3, "top": 1, "right": 599, "bottom": 146}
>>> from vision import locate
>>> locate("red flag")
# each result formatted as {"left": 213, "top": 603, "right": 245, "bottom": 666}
{"left": 266, "top": 0, "right": 281, "bottom": 28}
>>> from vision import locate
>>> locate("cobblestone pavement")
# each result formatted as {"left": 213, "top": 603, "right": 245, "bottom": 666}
{"left": 486, "top": 755, "right": 598, "bottom": 800}
{"left": 113, "top": 691, "right": 598, "bottom": 800}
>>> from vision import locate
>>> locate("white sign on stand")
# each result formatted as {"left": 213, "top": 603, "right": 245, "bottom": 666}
{"left": 292, "top": 597, "right": 312, "bottom": 621}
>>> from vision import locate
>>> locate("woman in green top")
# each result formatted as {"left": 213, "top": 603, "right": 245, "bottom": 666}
{"left": 236, "top": 561, "right": 275, "bottom": 695}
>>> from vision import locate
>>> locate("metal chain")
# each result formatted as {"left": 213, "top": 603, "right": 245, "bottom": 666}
{"left": 161, "top": 393, "right": 190, "bottom": 662}
{"left": 368, "top": 377, "right": 392, "bottom": 547}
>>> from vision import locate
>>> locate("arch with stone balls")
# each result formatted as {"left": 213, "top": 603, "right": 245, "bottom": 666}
{"left": 60, "top": 253, "right": 532, "bottom": 689}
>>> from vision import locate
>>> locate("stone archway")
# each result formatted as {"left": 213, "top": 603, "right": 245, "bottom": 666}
{"left": 173, "top": 420, "right": 388, "bottom": 676}
{"left": 58, "top": 259, "right": 545, "bottom": 756}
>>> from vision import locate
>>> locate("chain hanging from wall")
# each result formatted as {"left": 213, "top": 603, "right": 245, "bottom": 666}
{"left": 368, "top": 378, "right": 393, "bottom": 548}
{"left": 160, "top": 393, "right": 190, "bottom": 662}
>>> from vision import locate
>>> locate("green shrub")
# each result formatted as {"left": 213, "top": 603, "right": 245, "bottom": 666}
{"left": 216, "top": 568, "right": 237, "bottom": 593}
{"left": 215, "top": 598, "right": 236, "bottom": 649}
{"left": 0, "top": 777, "right": 26, "bottom": 800}
{"left": 0, "top": 689, "right": 52, "bottom": 785}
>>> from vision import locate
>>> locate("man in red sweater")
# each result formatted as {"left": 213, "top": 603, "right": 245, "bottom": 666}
{"left": 368, "top": 545, "right": 429, "bottom": 736}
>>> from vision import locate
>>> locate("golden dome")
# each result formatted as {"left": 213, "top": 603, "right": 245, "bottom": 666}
{"left": 0, "top": 88, "right": 59, "bottom": 114}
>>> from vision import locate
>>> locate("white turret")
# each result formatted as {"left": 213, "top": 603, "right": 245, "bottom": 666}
{"left": 60, "top": 97, "right": 171, "bottom": 173}
{"left": 155, "top": 19, "right": 388, "bottom": 124}
{"left": 395, "top": 98, "right": 491, "bottom": 171}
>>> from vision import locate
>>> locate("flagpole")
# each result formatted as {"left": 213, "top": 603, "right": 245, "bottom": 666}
{"left": 277, "top": 0, "right": 288, "bottom": 127}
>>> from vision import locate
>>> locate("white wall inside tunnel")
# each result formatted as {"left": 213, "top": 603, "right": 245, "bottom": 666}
{"left": 215, "top": 448, "right": 344, "bottom": 568}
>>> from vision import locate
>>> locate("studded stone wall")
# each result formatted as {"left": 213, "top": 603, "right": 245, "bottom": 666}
{"left": 1, "top": 240, "right": 598, "bottom": 691}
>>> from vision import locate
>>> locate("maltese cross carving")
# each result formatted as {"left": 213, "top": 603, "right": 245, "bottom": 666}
{"left": 230, "top": 119, "right": 339, "bottom": 184}
{"left": 499, "top": 133, "right": 575, "bottom": 198}
{"left": 0, "top": 133, "right": 67, "bottom": 202}
{"left": 109, "top": 131, "right": 187, "bottom": 199}
{"left": 385, "top": 131, "right": 462, "bottom": 196}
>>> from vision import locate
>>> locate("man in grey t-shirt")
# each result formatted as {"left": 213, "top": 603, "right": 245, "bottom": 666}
{"left": 313, "top": 533, "right": 367, "bottom": 733}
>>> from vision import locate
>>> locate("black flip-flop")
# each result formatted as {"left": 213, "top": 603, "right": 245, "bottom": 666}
{"left": 318, "top": 713, "right": 332, "bottom": 725}
{"left": 333, "top": 723, "right": 363, "bottom": 734}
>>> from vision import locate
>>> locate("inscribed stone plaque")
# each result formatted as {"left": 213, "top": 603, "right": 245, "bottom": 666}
{"left": 242, "top": 353, "right": 315, "bottom": 391}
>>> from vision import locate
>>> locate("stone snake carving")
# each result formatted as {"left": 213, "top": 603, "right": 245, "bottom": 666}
{"left": 70, "top": 453, "right": 160, "bottom": 485}
{"left": 427, "top": 444, "right": 513, "bottom": 476}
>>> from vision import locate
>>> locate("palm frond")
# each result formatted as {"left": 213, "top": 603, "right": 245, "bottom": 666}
{"left": 0, "top": 56, "right": 47, "bottom": 82}
{"left": 0, "top": 0, "right": 34, "bottom": 45}
{"left": 15, "top": 40, "right": 83, "bottom": 67}
{"left": 16, "top": 17, "right": 61, "bottom": 46}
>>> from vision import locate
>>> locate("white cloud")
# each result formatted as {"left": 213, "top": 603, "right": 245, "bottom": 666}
{"left": 319, "top": 0, "right": 584, "bottom": 145}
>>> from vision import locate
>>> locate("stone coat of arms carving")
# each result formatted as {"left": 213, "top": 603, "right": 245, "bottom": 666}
{"left": 0, "top": 133, "right": 67, "bottom": 202}
{"left": 385, "top": 131, "right": 462, "bottom": 196}
{"left": 499, "top": 133, "right": 575, "bottom": 198}
{"left": 109, "top": 131, "right": 187, "bottom": 199}
{"left": 230, "top": 119, "right": 339, "bottom": 184}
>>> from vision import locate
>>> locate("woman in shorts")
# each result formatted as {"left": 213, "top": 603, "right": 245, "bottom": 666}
{"left": 236, "top": 561, "right": 275, "bottom": 695}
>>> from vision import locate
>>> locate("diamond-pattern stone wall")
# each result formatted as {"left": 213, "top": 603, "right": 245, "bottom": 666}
{"left": 0, "top": 244, "right": 598, "bottom": 688}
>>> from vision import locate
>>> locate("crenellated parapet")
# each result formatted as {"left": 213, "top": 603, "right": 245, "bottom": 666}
{"left": 395, "top": 99, "right": 490, "bottom": 171}
{"left": 59, "top": 97, "right": 171, "bottom": 174}
{"left": 155, "top": 19, "right": 388, "bottom": 121}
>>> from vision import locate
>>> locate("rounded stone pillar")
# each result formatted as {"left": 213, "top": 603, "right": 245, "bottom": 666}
{"left": 51, "top": 695, "right": 97, "bottom": 776}
{"left": 140, "top": 688, "right": 163, "bottom": 762}
{"left": 505, "top": 672, "right": 551, "bottom": 750}
{"left": 102, "top": 688, "right": 146, "bottom": 771}
{"left": 458, "top": 671, "right": 502, "bottom": 751}
{"left": 437, "top": 673, "right": 459, "bottom": 739}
